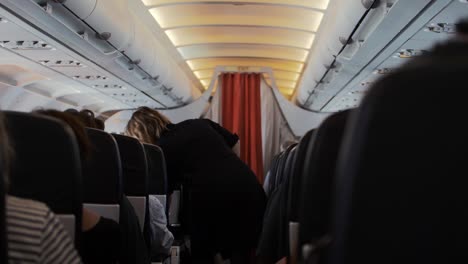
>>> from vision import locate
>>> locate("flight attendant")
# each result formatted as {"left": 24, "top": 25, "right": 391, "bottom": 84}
{"left": 125, "top": 107, "right": 266, "bottom": 264}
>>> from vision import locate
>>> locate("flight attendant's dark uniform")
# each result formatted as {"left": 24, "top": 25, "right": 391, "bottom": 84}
{"left": 157, "top": 119, "right": 267, "bottom": 261}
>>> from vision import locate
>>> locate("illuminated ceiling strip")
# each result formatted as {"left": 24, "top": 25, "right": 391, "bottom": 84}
{"left": 165, "top": 27, "right": 316, "bottom": 49}
{"left": 265, "top": 77, "right": 299, "bottom": 83}
{"left": 187, "top": 59, "right": 304, "bottom": 73}
{"left": 145, "top": 2, "right": 327, "bottom": 13}
{"left": 149, "top": 7, "right": 324, "bottom": 31}
{"left": 186, "top": 56, "right": 305, "bottom": 64}
{"left": 178, "top": 47, "right": 309, "bottom": 62}
{"left": 174, "top": 42, "right": 311, "bottom": 51}
{"left": 194, "top": 67, "right": 302, "bottom": 74}
{"left": 160, "top": 23, "right": 318, "bottom": 34}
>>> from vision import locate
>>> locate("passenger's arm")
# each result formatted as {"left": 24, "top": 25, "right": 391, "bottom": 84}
{"left": 232, "top": 140, "right": 241, "bottom": 157}
{"left": 81, "top": 208, "right": 100, "bottom": 231}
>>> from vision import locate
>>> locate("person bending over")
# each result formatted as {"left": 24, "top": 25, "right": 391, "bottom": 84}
{"left": 126, "top": 107, "right": 267, "bottom": 264}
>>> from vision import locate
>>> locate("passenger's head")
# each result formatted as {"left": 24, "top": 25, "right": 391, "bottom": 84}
{"left": 35, "top": 110, "right": 91, "bottom": 161}
{"left": 125, "top": 107, "right": 171, "bottom": 144}
{"left": 95, "top": 118, "right": 105, "bottom": 130}
{"left": 0, "top": 113, "right": 13, "bottom": 186}
{"left": 65, "top": 108, "right": 98, "bottom": 129}
{"left": 456, "top": 18, "right": 468, "bottom": 40}
{"left": 280, "top": 140, "right": 297, "bottom": 152}
{"left": 77, "top": 109, "right": 98, "bottom": 129}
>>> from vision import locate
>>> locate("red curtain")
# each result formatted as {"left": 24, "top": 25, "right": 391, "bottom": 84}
{"left": 221, "top": 73, "right": 264, "bottom": 183}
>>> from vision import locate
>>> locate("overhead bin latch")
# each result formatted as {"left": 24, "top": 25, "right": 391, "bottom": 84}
{"left": 361, "top": 0, "right": 379, "bottom": 9}
{"left": 339, "top": 36, "right": 354, "bottom": 46}
{"left": 95, "top": 32, "right": 111, "bottom": 41}
{"left": 426, "top": 23, "right": 457, "bottom": 34}
{"left": 130, "top": 59, "right": 141, "bottom": 65}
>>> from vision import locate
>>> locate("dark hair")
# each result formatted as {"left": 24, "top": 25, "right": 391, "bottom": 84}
{"left": 78, "top": 109, "right": 98, "bottom": 128}
{"left": 95, "top": 118, "right": 105, "bottom": 130}
{"left": 65, "top": 109, "right": 99, "bottom": 129}
{"left": 456, "top": 18, "right": 468, "bottom": 35}
{"left": 35, "top": 110, "right": 91, "bottom": 161}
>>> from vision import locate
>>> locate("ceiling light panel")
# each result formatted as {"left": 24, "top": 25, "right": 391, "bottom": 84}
{"left": 194, "top": 69, "right": 214, "bottom": 79}
{"left": 178, "top": 44, "right": 308, "bottom": 61}
{"left": 143, "top": 0, "right": 330, "bottom": 10}
{"left": 271, "top": 71, "right": 300, "bottom": 81}
{"left": 279, "top": 87, "right": 295, "bottom": 96}
{"left": 187, "top": 58, "right": 304, "bottom": 72}
{"left": 143, "top": 0, "right": 329, "bottom": 98}
{"left": 165, "top": 26, "right": 315, "bottom": 49}
{"left": 265, "top": 79, "right": 296, "bottom": 89}
{"left": 150, "top": 4, "right": 324, "bottom": 31}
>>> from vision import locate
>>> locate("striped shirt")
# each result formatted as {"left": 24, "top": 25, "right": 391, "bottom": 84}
{"left": 6, "top": 196, "right": 82, "bottom": 264}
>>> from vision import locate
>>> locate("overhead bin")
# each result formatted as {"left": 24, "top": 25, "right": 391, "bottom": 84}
{"left": 150, "top": 40, "right": 172, "bottom": 85}
{"left": 296, "top": 0, "right": 376, "bottom": 105}
{"left": 62, "top": 0, "right": 96, "bottom": 19}
{"left": 124, "top": 15, "right": 156, "bottom": 72}
{"left": 64, "top": 0, "right": 134, "bottom": 52}
{"left": 323, "top": 0, "right": 371, "bottom": 56}
{"left": 6, "top": 0, "right": 200, "bottom": 106}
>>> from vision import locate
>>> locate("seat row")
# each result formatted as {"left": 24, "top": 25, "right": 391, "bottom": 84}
{"left": 0, "top": 111, "right": 170, "bottom": 263}
{"left": 258, "top": 41, "right": 468, "bottom": 264}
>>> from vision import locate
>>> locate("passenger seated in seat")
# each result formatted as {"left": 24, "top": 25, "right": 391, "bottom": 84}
{"left": 65, "top": 109, "right": 100, "bottom": 130}
{"left": 95, "top": 119, "right": 105, "bottom": 130}
{"left": 0, "top": 113, "right": 82, "bottom": 264}
{"left": 126, "top": 107, "right": 267, "bottom": 264}
{"left": 148, "top": 195, "right": 174, "bottom": 258}
{"left": 36, "top": 110, "right": 120, "bottom": 264}
{"left": 456, "top": 18, "right": 468, "bottom": 41}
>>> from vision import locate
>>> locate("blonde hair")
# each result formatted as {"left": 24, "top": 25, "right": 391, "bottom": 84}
{"left": 125, "top": 107, "right": 171, "bottom": 144}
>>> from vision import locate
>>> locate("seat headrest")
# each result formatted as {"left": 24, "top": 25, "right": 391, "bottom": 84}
{"left": 274, "top": 144, "right": 297, "bottom": 188}
{"left": 298, "top": 110, "right": 351, "bottom": 248}
{"left": 331, "top": 55, "right": 468, "bottom": 263}
{"left": 143, "top": 144, "right": 168, "bottom": 195}
{"left": 281, "top": 147, "right": 297, "bottom": 188}
{"left": 4, "top": 111, "right": 82, "bottom": 215}
{"left": 112, "top": 134, "right": 148, "bottom": 197}
{"left": 288, "top": 129, "right": 315, "bottom": 222}
{"left": 83, "top": 128, "right": 122, "bottom": 204}
{"left": 0, "top": 154, "right": 6, "bottom": 263}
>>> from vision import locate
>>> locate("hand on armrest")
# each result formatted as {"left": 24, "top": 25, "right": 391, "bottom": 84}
{"left": 232, "top": 141, "right": 240, "bottom": 157}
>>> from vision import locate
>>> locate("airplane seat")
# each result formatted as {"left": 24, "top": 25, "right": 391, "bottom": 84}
{"left": 264, "top": 153, "right": 281, "bottom": 197}
{"left": 329, "top": 58, "right": 468, "bottom": 264}
{"left": 257, "top": 145, "right": 297, "bottom": 263}
{"left": 266, "top": 151, "right": 284, "bottom": 196}
{"left": 83, "top": 128, "right": 122, "bottom": 223}
{"left": 0, "top": 153, "right": 6, "bottom": 263}
{"left": 297, "top": 110, "right": 351, "bottom": 264}
{"left": 143, "top": 144, "right": 169, "bottom": 214}
{"left": 85, "top": 128, "right": 150, "bottom": 264}
{"left": 286, "top": 129, "right": 315, "bottom": 263}
{"left": 272, "top": 144, "right": 296, "bottom": 191}
{"left": 112, "top": 134, "right": 149, "bottom": 232}
{"left": 4, "top": 111, "right": 83, "bottom": 247}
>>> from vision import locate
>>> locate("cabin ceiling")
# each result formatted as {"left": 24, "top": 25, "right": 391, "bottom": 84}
{"left": 141, "top": 0, "right": 330, "bottom": 97}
